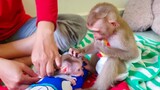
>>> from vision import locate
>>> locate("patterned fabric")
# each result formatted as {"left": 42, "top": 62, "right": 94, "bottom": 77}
{"left": 126, "top": 35, "right": 160, "bottom": 90}
{"left": 75, "top": 31, "right": 94, "bottom": 49}
{"left": 26, "top": 77, "right": 67, "bottom": 90}
{"left": 75, "top": 31, "right": 160, "bottom": 90}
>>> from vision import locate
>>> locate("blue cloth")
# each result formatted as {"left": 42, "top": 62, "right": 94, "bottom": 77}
{"left": 27, "top": 77, "right": 65, "bottom": 90}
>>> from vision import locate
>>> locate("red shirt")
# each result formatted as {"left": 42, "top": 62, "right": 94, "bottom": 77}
{"left": 0, "top": 0, "right": 57, "bottom": 41}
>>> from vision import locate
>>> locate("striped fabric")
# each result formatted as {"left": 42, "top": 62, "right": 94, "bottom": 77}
{"left": 75, "top": 31, "right": 94, "bottom": 48}
{"left": 126, "top": 35, "right": 160, "bottom": 90}
{"left": 75, "top": 31, "right": 160, "bottom": 90}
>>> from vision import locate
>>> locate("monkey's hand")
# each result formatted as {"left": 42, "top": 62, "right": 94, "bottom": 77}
{"left": 68, "top": 77, "right": 77, "bottom": 86}
{"left": 69, "top": 48, "right": 84, "bottom": 58}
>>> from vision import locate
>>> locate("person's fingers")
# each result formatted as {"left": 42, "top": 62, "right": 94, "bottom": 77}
{"left": 46, "top": 60, "right": 54, "bottom": 76}
{"left": 32, "top": 62, "right": 40, "bottom": 75}
{"left": 55, "top": 55, "right": 61, "bottom": 68}
{"left": 22, "top": 64, "right": 38, "bottom": 77}
{"left": 40, "top": 61, "right": 47, "bottom": 78}
{"left": 21, "top": 74, "right": 39, "bottom": 84}
{"left": 19, "top": 85, "right": 30, "bottom": 90}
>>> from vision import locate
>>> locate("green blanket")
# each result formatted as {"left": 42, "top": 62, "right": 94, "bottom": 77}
{"left": 126, "top": 35, "right": 160, "bottom": 90}
{"left": 76, "top": 31, "right": 160, "bottom": 90}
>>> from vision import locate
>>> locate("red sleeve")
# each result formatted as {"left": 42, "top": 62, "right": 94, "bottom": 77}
{"left": 36, "top": 0, "right": 58, "bottom": 27}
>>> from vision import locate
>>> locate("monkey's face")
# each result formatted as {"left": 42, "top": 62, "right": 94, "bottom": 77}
{"left": 87, "top": 19, "right": 112, "bottom": 40}
{"left": 71, "top": 63, "right": 84, "bottom": 76}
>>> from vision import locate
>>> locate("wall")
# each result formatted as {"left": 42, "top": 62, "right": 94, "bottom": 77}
{"left": 23, "top": 0, "right": 128, "bottom": 17}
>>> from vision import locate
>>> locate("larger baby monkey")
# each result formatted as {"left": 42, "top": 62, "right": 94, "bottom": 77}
{"left": 70, "top": 2, "right": 139, "bottom": 90}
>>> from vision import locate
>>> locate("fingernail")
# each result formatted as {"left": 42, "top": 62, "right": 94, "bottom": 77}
{"left": 38, "top": 75, "right": 42, "bottom": 78}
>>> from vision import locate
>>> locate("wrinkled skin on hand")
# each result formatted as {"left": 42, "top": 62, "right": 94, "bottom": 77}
{"left": 0, "top": 59, "right": 39, "bottom": 90}
{"left": 31, "top": 21, "right": 61, "bottom": 78}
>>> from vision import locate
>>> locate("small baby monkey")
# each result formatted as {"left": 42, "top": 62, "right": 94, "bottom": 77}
{"left": 54, "top": 54, "right": 84, "bottom": 85}
{"left": 26, "top": 54, "right": 86, "bottom": 90}
{"left": 70, "top": 2, "right": 139, "bottom": 90}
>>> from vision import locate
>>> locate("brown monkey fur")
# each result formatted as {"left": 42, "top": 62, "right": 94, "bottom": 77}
{"left": 70, "top": 2, "right": 139, "bottom": 90}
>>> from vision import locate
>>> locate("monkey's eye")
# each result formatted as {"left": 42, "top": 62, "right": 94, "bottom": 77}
{"left": 77, "top": 67, "right": 83, "bottom": 72}
{"left": 77, "top": 69, "right": 81, "bottom": 71}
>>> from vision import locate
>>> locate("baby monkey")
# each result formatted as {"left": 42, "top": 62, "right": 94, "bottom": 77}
{"left": 26, "top": 54, "right": 86, "bottom": 90}
{"left": 55, "top": 54, "right": 84, "bottom": 85}
{"left": 70, "top": 2, "right": 139, "bottom": 90}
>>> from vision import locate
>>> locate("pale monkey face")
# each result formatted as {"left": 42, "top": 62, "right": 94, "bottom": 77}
{"left": 87, "top": 19, "right": 109, "bottom": 40}
{"left": 71, "top": 63, "right": 84, "bottom": 76}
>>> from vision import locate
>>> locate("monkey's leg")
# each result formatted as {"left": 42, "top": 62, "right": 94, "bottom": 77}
{"left": 92, "top": 57, "right": 120, "bottom": 90}
{"left": 89, "top": 53, "right": 99, "bottom": 73}
{"left": 115, "top": 60, "right": 127, "bottom": 82}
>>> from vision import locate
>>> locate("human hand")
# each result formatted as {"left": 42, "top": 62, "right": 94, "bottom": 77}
{"left": 32, "top": 21, "right": 61, "bottom": 78}
{"left": 0, "top": 58, "right": 39, "bottom": 90}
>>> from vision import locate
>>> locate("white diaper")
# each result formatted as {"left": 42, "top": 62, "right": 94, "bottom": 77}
{"left": 95, "top": 56, "right": 128, "bottom": 81}
{"left": 96, "top": 56, "right": 108, "bottom": 74}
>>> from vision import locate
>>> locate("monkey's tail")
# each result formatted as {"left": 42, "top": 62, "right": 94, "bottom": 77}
{"left": 93, "top": 57, "right": 120, "bottom": 90}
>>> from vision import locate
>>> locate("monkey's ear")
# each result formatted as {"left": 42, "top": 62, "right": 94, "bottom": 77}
{"left": 61, "top": 66, "right": 69, "bottom": 74}
{"left": 61, "top": 61, "right": 71, "bottom": 74}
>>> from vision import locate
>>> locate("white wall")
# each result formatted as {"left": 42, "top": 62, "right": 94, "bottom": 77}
{"left": 23, "top": 0, "right": 128, "bottom": 17}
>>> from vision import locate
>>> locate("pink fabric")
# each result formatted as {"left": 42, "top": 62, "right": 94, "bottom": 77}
{"left": 0, "top": 86, "right": 8, "bottom": 90}
{"left": 0, "top": 80, "right": 8, "bottom": 90}
{"left": 110, "top": 81, "right": 130, "bottom": 90}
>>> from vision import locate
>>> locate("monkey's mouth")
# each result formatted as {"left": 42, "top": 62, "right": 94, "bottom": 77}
{"left": 94, "top": 38, "right": 103, "bottom": 41}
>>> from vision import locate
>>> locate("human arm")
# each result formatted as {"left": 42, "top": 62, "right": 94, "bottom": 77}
{"left": 13, "top": 56, "right": 32, "bottom": 66}
{"left": 0, "top": 58, "right": 39, "bottom": 90}
{"left": 32, "top": 0, "right": 61, "bottom": 78}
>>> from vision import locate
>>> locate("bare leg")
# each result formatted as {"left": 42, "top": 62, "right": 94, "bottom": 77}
{"left": 0, "top": 33, "right": 35, "bottom": 59}
{"left": 13, "top": 56, "right": 32, "bottom": 66}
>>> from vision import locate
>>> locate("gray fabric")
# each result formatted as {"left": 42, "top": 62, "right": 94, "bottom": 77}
{"left": 54, "top": 14, "right": 87, "bottom": 52}
{"left": 1, "top": 14, "right": 87, "bottom": 53}
{"left": 122, "top": 0, "right": 153, "bottom": 32}
{"left": 151, "top": 0, "right": 160, "bottom": 35}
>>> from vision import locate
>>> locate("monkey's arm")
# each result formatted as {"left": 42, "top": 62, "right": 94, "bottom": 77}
{"left": 80, "top": 42, "right": 97, "bottom": 54}
{"left": 103, "top": 47, "right": 137, "bottom": 60}
{"left": 70, "top": 42, "right": 98, "bottom": 57}
{"left": 96, "top": 39, "right": 139, "bottom": 60}
{"left": 55, "top": 75, "right": 76, "bottom": 85}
